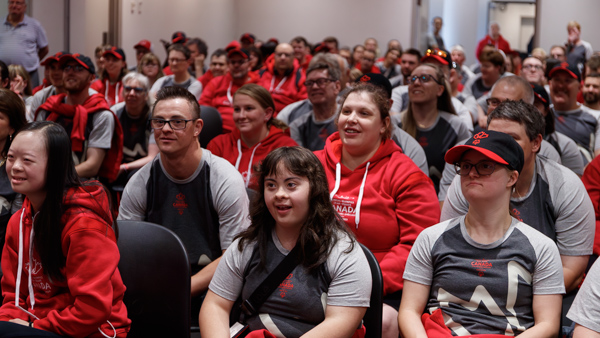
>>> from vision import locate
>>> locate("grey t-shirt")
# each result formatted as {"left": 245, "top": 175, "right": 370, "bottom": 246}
{"left": 210, "top": 230, "right": 371, "bottom": 335}
{"left": 552, "top": 106, "right": 600, "bottom": 163}
{"left": 150, "top": 74, "right": 203, "bottom": 100}
{"left": 118, "top": 149, "right": 250, "bottom": 265}
{"left": 545, "top": 131, "right": 585, "bottom": 176}
{"left": 290, "top": 109, "right": 338, "bottom": 151}
{"left": 441, "top": 155, "right": 595, "bottom": 256}
{"left": 404, "top": 216, "right": 564, "bottom": 336}
{"left": 567, "top": 258, "right": 600, "bottom": 333}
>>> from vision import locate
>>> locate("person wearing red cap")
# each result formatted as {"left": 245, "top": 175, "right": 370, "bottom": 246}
{"left": 26, "top": 51, "right": 69, "bottom": 121}
{"left": 240, "top": 33, "right": 255, "bottom": 50}
{"left": 549, "top": 61, "right": 600, "bottom": 161}
{"left": 199, "top": 48, "right": 258, "bottom": 133}
{"left": 402, "top": 128, "right": 564, "bottom": 337}
{"left": 162, "top": 31, "right": 188, "bottom": 76}
{"left": 130, "top": 39, "right": 152, "bottom": 71}
{"left": 150, "top": 44, "right": 202, "bottom": 102}
{"left": 34, "top": 53, "right": 123, "bottom": 183}
{"left": 90, "top": 47, "right": 128, "bottom": 107}
{"left": 256, "top": 43, "right": 307, "bottom": 113}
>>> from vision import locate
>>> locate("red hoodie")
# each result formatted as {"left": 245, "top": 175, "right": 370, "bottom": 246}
{"left": 90, "top": 79, "right": 124, "bottom": 107}
{"left": 0, "top": 184, "right": 131, "bottom": 337}
{"left": 475, "top": 34, "right": 511, "bottom": 60}
{"left": 314, "top": 133, "right": 439, "bottom": 296}
{"left": 256, "top": 59, "right": 307, "bottom": 114}
{"left": 199, "top": 72, "right": 259, "bottom": 133}
{"left": 207, "top": 125, "right": 297, "bottom": 190}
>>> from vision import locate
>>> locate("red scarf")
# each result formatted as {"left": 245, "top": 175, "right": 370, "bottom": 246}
{"left": 36, "top": 93, "right": 124, "bottom": 182}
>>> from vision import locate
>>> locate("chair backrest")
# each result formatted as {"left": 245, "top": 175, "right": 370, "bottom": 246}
{"left": 117, "top": 220, "right": 191, "bottom": 338}
{"left": 199, "top": 105, "right": 223, "bottom": 147}
{"left": 360, "top": 243, "right": 383, "bottom": 338}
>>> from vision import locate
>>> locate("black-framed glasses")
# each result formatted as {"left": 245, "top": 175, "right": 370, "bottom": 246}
{"left": 454, "top": 161, "right": 497, "bottom": 176}
{"left": 407, "top": 74, "right": 442, "bottom": 85}
{"left": 304, "top": 78, "right": 335, "bottom": 88}
{"left": 149, "top": 118, "right": 196, "bottom": 130}
{"left": 124, "top": 86, "right": 146, "bottom": 94}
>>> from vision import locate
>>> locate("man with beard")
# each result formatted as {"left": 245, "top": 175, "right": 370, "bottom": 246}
{"left": 34, "top": 53, "right": 122, "bottom": 182}
{"left": 199, "top": 48, "right": 258, "bottom": 133}
{"left": 583, "top": 73, "right": 600, "bottom": 111}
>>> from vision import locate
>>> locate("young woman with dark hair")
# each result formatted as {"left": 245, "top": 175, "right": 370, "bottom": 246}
{"left": 200, "top": 146, "right": 371, "bottom": 337}
{"left": 0, "top": 121, "right": 130, "bottom": 337}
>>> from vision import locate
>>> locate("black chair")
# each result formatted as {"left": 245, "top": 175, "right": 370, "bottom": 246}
{"left": 360, "top": 243, "right": 383, "bottom": 338}
{"left": 199, "top": 105, "right": 223, "bottom": 147}
{"left": 117, "top": 220, "right": 191, "bottom": 338}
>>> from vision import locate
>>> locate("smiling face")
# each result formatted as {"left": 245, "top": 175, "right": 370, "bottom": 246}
{"left": 232, "top": 93, "right": 271, "bottom": 138}
{"left": 122, "top": 78, "right": 148, "bottom": 113}
{"left": 209, "top": 55, "right": 228, "bottom": 77}
{"left": 305, "top": 68, "right": 340, "bottom": 106}
{"left": 152, "top": 98, "right": 202, "bottom": 157}
{"left": 337, "top": 91, "right": 388, "bottom": 158}
{"left": 549, "top": 71, "right": 580, "bottom": 111}
{"left": 103, "top": 54, "right": 126, "bottom": 79}
{"left": 408, "top": 65, "right": 444, "bottom": 104}
{"left": 264, "top": 162, "right": 310, "bottom": 232}
{"left": 62, "top": 61, "right": 93, "bottom": 94}
{"left": 48, "top": 61, "right": 64, "bottom": 87}
{"left": 7, "top": 131, "right": 48, "bottom": 208}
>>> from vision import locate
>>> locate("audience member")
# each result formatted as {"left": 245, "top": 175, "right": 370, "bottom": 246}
{"left": 93, "top": 44, "right": 112, "bottom": 78}
{"left": 35, "top": 53, "right": 123, "bottom": 183}
{"left": 451, "top": 44, "right": 475, "bottom": 85}
{"left": 150, "top": 44, "right": 202, "bottom": 101}
{"left": 0, "top": 88, "right": 26, "bottom": 255}
{"left": 475, "top": 22, "right": 511, "bottom": 60}
{"left": 567, "top": 259, "right": 600, "bottom": 337}
{"left": 0, "top": 121, "right": 131, "bottom": 337}
{"left": 583, "top": 72, "right": 600, "bottom": 111}
{"left": 549, "top": 62, "right": 600, "bottom": 161}
{"left": 137, "top": 52, "right": 164, "bottom": 88}
{"left": 323, "top": 36, "right": 339, "bottom": 54}
{"left": 111, "top": 72, "right": 158, "bottom": 186}
{"left": 550, "top": 45, "right": 567, "bottom": 62}
{"left": 397, "top": 63, "right": 470, "bottom": 192}
{"left": 442, "top": 100, "right": 594, "bottom": 294}
{"left": 198, "top": 49, "right": 228, "bottom": 88}
{"left": 463, "top": 50, "right": 506, "bottom": 99}
{"left": 291, "top": 36, "right": 312, "bottom": 71}
{"left": 239, "top": 32, "right": 255, "bottom": 50}
{"left": 289, "top": 59, "right": 341, "bottom": 151}
{"left": 351, "top": 45, "right": 365, "bottom": 67}
{"left": 118, "top": 86, "right": 250, "bottom": 324}
{"left": 8, "top": 64, "right": 31, "bottom": 99}
{"left": 377, "top": 49, "right": 401, "bottom": 83}
{"left": 315, "top": 83, "right": 439, "bottom": 338}
{"left": 26, "top": 51, "right": 69, "bottom": 121}
{"left": 207, "top": 84, "right": 296, "bottom": 190}
{"left": 91, "top": 47, "right": 128, "bottom": 107}
{"left": 257, "top": 43, "right": 307, "bottom": 113}
{"left": 531, "top": 47, "right": 547, "bottom": 61}
{"left": 425, "top": 16, "right": 445, "bottom": 50}
{"left": 186, "top": 37, "right": 208, "bottom": 78}
{"left": 0, "top": 0, "right": 48, "bottom": 87}
{"left": 199, "top": 48, "right": 258, "bottom": 133}
{"left": 521, "top": 56, "right": 545, "bottom": 86}
{"left": 247, "top": 46, "right": 263, "bottom": 72}
{"left": 401, "top": 129, "right": 564, "bottom": 336}
{"left": 131, "top": 39, "right": 152, "bottom": 71}
{"left": 565, "top": 20, "right": 593, "bottom": 71}
{"left": 364, "top": 37, "right": 379, "bottom": 57}
{"left": 390, "top": 49, "right": 423, "bottom": 113}
{"left": 0, "top": 60, "right": 10, "bottom": 89}
{"left": 200, "top": 146, "right": 371, "bottom": 337}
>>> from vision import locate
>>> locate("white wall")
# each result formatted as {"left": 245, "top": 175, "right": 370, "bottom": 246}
{"left": 443, "top": 0, "right": 489, "bottom": 65}
{"left": 31, "top": 0, "right": 64, "bottom": 56}
{"left": 120, "top": 0, "right": 236, "bottom": 66}
{"left": 538, "top": 0, "right": 600, "bottom": 53}
{"left": 233, "top": 0, "right": 413, "bottom": 57}
{"left": 70, "top": 1, "right": 109, "bottom": 61}
{"left": 490, "top": 2, "right": 535, "bottom": 52}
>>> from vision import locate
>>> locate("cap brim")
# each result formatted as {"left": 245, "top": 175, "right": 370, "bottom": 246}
{"left": 228, "top": 50, "right": 248, "bottom": 59}
{"left": 444, "top": 145, "right": 509, "bottom": 165}
{"left": 41, "top": 57, "right": 59, "bottom": 66}
{"left": 102, "top": 50, "right": 124, "bottom": 60}
{"left": 58, "top": 55, "right": 92, "bottom": 72}
{"left": 549, "top": 67, "right": 578, "bottom": 80}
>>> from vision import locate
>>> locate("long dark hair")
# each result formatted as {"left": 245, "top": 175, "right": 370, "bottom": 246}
{"left": 17, "top": 122, "right": 82, "bottom": 281}
{"left": 237, "top": 147, "right": 353, "bottom": 272}
{"left": 0, "top": 88, "right": 26, "bottom": 157}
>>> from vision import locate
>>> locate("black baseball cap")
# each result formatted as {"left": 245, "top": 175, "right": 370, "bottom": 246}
{"left": 422, "top": 48, "right": 455, "bottom": 69}
{"left": 171, "top": 31, "right": 188, "bottom": 44}
{"left": 531, "top": 84, "right": 550, "bottom": 109}
{"left": 445, "top": 130, "right": 524, "bottom": 174}
{"left": 102, "top": 47, "right": 126, "bottom": 62}
{"left": 41, "top": 51, "right": 69, "bottom": 66}
{"left": 355, "top": 73, "right": 392, "bottom": 99}
{"left": 58, "top": 53, "right": 96, "bottom": 74}
{"left": 549, "top": 61, "right": 581, "bottom": 82}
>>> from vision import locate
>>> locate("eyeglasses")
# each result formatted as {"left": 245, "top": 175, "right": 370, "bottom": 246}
{"left": 168, "top": 58, "right": 187, "bottom": 63}
{"left": 522, "top": 64, "right": 543, "bottom": 71}
{"left": 486, "top": 97, "right": 503, "bottom": 108}
{"left": 304, "top": 78, "right": 335, "bottom": 88}
{"left": 407, "top": 74, "right": 442, "bottom": 85}
{"left": 149, "top": 118, "right": 196, "bottom": 130}
{"left": 63, "top": 65, "right": 87, "bottom": 73}
{"left": 454, "top": 161, "right": 497, "bottom": 176}
{"left": 124, "top": 86, "right": 146, "bottom": 94}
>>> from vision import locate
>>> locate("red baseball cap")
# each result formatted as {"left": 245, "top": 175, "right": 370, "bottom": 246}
{"left": 41, "top": 51, "right": 69, "bottom": 66}
{"left": 103, "top": 47, "right": 126, "bottom": 61}
{"left": 134, "top": 39, "right": 152, "bottom": 51}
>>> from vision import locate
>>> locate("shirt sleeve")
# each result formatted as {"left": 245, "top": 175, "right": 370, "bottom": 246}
{"left": 188, "top": 80, "right": 203, "bottom": 101}
{"left": 117, "top": 162, "right": 151, "bottom": 221}
{"left": 567, "top": 258, "right": 600, "bottom": 333}
{"left": 403, "top": 224, "right": 442, "bottom": 286}
{"left": 208, "top": 238, "right": 252, "bottom": 301}
{"left": 87, "top": 110, "right": 115, "bottom": 149}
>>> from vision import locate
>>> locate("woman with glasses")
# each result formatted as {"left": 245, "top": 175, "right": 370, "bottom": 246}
{"left": 207, "top": 84, "right": 296, "bottom": 191}
{"left": 110, "top": 72, "right": 159, "bottom": 185}
{"left": 399, "top": 63, "right": 470, "bottom": 193}
{"left": 315, "top": 83, "right": 439, "bottom": 338}
{"left": 149, "top": 44, "right": 202, "bottom": 103}
{"left": 137, "top": 53, "right": 164, "bottom": 88}
{"left": 399, "top": 130, "right": 564, "bottom": 337}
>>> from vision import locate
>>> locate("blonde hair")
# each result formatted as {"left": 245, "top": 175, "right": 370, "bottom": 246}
{"left": 567, "top": 21, "right": 581, "bottom": 31}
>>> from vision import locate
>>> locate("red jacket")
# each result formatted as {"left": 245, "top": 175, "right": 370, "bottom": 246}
{"left": 207, "top": 125, "right": 297, "bottom": 190}
{"left": 314, "top": 133, "right": 439, "bottom": 296}
{"left": 581, "top": 156, "right": 600, "bottom": 256}
{"left": 90, "top": 79, "right": 124, "bottom": 107}
{"left": 256, "top": 60, "right": 307, "bottom": 114}
{"left": 0, "top": 184, "right": 130, "bottom": 337}
{"left": 475, "top": 34, "right": 511, "bottom": 60}
{"left": 198, "top": 69, "right": 215, "bottom": 88}
{"left": 199, "top": 72, "right": 259, "bottom": 133}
